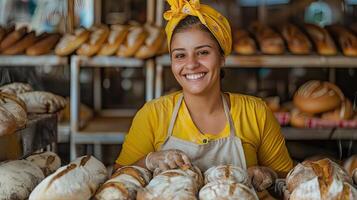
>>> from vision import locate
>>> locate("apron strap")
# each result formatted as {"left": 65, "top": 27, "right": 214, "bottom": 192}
{"left": 221, "top": 93, "right": 236, "bottom": 138}
{"left": 162, "top": 94, "right": 184, "bottom": 146}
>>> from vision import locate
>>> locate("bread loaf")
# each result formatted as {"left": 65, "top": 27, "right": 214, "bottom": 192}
{"left": 26, "top": 151, "right": 61, "bottom": 176}
{"left": 97, "top": 25, "right": 129, "bottom": 56}
{"left": 0, "top": 82, "right": 33, "bottom": 95}
{"left": 344, "top": 155, "right": 357, "bottom": 177}
{"left": 204, "top": 165, "right": 251, "bottom": 186}
{"left": 55, "top": 27, "right": 90, "bottom": 56}
{"left": 327, "top": 25, "right": 357, "bottom": 57}
{"left": 29, "top": 155, "right": 108, "bottom": 200}
{"left": 304, "top": 23, "right": 337, "bottom": 55}
{"left": 117, "top": 26, "right": 147, "bottom": 57}
{"left": 0, "top": 92, "right": 27, "bottom": 129}
{"left": 0, "top": 26, "right": 27, "bottom": 52}
{"left": 290, "top": 109, "right": 313, "bottom": 128}
{"left": 135, "top": 25, "right": 164, "bottom": 59}
{"left": 17, "top": 91, "right": 66, "bottom": 113}
{"left": 0, "top": 160, "right": 44, "bottom": 200}
{"left": 293, "top": 80, "right": 344, "bottom": 114}
{"left": 77, "top": 25, "right": 110, "bottom": 56}
{"left": 199, "top": 181, "right": 258, "bottom": 200}
{"left": 2, "top": 31, "right": 38, "bottom": 55}
{"left": 281, "top": 23, "right": 311, "bottom": 54}
{"left": 94, "top": 166, "right": 151, "bottom": 200}
{"left": 26, "top": 33, "right": 61, "bottom": 55}
{"left": 0, "top": 105, "right": 17, "bottom": 136}
{"left": 137, "top": 167, "right": 202, "bottom": 200}
{"left": 0, "top": 26, "right": 6, "bottom": 44}
{"left": 233, "top": 28, "right": 257, "bottom": 55}
{"left": 249, "top": 22, "right": 285, "bottom": 54}
{"left": 286, "top": 158, "right": 353, "bottom": 200}
{"left": 321, "top": 99, "right": 354, "bottom": 121}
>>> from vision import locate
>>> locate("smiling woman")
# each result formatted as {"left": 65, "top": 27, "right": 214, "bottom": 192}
{"left": 114, "top": 0, "right": 293, "bottom": 195}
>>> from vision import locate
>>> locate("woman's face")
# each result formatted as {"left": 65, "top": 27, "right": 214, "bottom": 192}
{"left": 170, "top": 27, "right": 225, "bottom": 96}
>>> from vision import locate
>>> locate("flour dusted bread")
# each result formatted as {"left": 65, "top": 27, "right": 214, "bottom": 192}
{"left": 135, "top": 24, "right": 164, "bottom": 59}
{"left": 199, "top": 181, "right": 258, "bottom": 200}
{"left": 286, "top": 158, "right": 355, "bottom": 200}
{"left": 77, "top": 25, "right": 110, "bottom": 56}
{"left": 55, "top": 27, "right": 90, "bottom": 56}
{"left": 281, "top": 23, "right": 311, "bottom": 54}
{"left": 98, "top": 24, "right": 129, "bottom": 56}
{"left": 293, "top": 80, "right": 344, "bottom": 114}
{"left": 117, "top": 26, "right": 147, "bottom": 57}
{"left": 249, "top": 22, "right": 285, "bottom": 54}
{"left": 233, "top": 28, "right": 256, "bottom": 55}
{"left": 94, "top": 166, "right": 151, "bottom": 200}
{"left": 304, "top": 23, "right": 337, "bottom": 55}
{"left": 0, "top": 160, "right": 44, "bottom": 200}
{"left": 0, "top": 105, "right": 17, "bottom": 136}
{"left": 29, "top": 155, "right": 108, "bottom": 200}
{"left": 26, "top": 151, "right": 61, "bottom": 176}
{"left": 0, "top": 92, "right": 27, "bottom": 129}
{"left": 0, "top": 82, "right": 33, "bottom": 95}
{"left": 204, "top": 165, "right": 251, "bottom": 186}
{"left": 26, "top": 33, "right": 61, "bottom": 55}
{"left": 0, "top": 26, "right": 27, "bottom": 52}
{"left": 18, "top": 91, "right": 66, "bottom": 113}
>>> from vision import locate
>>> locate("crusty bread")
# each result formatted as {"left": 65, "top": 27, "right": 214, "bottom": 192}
{"left": 135, "top": 24, "right": 165, "bottom": 59}
{"left": 0, "top": 92, "right": 27, "bottom": 129}
{"left": 2, "top": 31, "right": 39, "bottom": 55}
{"left": 76, "top": 25, "right": 110, "bottom": 56}
{"left": 304, "top": 23, "right": 337, "bottom": 55}
{"left": 97, "top": 24, "right": 129, "bottom": 56}
{"left": 233, "top": 28, "right": 257, "bottom": 55}
{"left": 29, "top": 155, "right": 108, "bottom": 200}
{"left": 290, "top": 108, "right": 313, "bottom": 128}
{"left": 280, "top": 23, "right": 311, "bottom": 54}
{"left": 321, "top": 99, "right": 354, "bottom": 121}
{"left": 328, "top": 25, "right": 357, "bottom": 57}
{"left": 0, "top": 26, "right": 27, "bottom": 52}
{"left": 55, "top": 27, "right": 90, "bottom": 56}
{"left": 17, "top": 91, "right": 66, "bottom": 114}
{"left": 199, "top": 181, "right": 258, "bottom": 200}
{"left": 0, "top": 105, "right": 17, "bottom": 136}
{"left": 249, "top": 22, "right": 285, "bottom": 54}
{"left": 344, "top": 155, "right": 357, "bottom": 177}
{"left": 26, "top": 33, "right": 61, "bottom": 56}
{"left": 117, "top": 26, "right": 148, "bottom": 57}
{"left": 0, "top": 160, "right": 44, "bottom": 200}
{"left": 0, "top": 82, "right": 33, "bottom": 95}
{"left": 293, "top": 80, "right": 344, "bottom": 114}
{"left": 204, "top": 165, "right": 251, "bottom": 186}
{"left": 26, "top": 151, "right": 61, "bottom": 176}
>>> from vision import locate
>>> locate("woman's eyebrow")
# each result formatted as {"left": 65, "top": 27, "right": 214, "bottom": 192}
{"left": 195, "top": 45, "right": 212, "bottom": 50}
{"left": 171, "top": 48, "right": 185, "bottom": 53}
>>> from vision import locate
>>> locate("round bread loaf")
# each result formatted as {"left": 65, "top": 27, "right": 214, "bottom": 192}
{"left": 321, "top": 99, "right": 354, "bottom": 121}
{"left": 293, "top": 80, "right": 344, "bottom": 114}
{"left": 26, "top": 151, "right": 61, "bottom": 176}
{"left": 204, "top": 165, "right": 251, "bottom": 186}
{"left": 290, "top": 109, "right": 313, "bottom": 128}
{"left": 199, "top": 181, "right": 258, "bottom": 200}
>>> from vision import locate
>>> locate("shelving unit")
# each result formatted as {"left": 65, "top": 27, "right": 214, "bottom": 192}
{"left": 70, "top": 55, "right": 153, "bottom": 160}
{"left": 0, "top": 55, "right": 68, "bottom": 67}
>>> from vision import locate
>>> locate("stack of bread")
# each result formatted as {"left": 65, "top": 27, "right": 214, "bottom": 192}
{"left": 291, "top": 80, "right": 354, "bottom": 128}
{"left": 0, "top": 151, "right": 61, "bottom": 200}
{"left": 285, "top": 158, "right": 357, "bottom": 200}
{"left": 0, "top": 25, "right": 61, "bottom": 55}
{"left": 199, "top": 165, "right": 258, "bottom": 200}
{"left": 94, "top": 166, "right": 151, "bottom": 200}
{"left": 344, "top": 155, "right": 357, "bottom": 185}
{"left": 29, "top": 155, "right": 107, "bottom": 200}
{"left": 54, "top": 23, "right": 167, "bottom": 58}
{"left": 137, "top": 166, "right": 203, "bottom": 200}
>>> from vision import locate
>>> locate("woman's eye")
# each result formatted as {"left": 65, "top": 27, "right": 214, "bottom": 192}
{"left": 198, "top": 50, "right": 209, "bottom": 55}
{"left": 174, "top": 53, "right": 185, "bottom": 59}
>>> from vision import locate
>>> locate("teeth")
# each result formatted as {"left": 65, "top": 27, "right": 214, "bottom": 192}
{"left": 185, "top": 73, "right": 205, "bottom": 80}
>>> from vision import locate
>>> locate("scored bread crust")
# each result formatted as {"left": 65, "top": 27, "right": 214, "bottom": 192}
{"left": 281, "top": 23, "right": 311, "bottom": 54}
{"left": 117, "top": 26, "right": 148, "bottom": 57}
{"left": 304, "top": 23, "right": 337, "bottom": 55}
{"left": 97, "top": 25, "right": 129, "bottom": 56}
{"left": 55, "top": 27, "right": 90, "bottom": 56}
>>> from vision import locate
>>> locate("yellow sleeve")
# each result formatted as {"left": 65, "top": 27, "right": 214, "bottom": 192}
{"left": 116, "top": 104, "right": 156, "bottom": 165}
{"left": 257, "top": 103, "right": 293, "bottom": 175}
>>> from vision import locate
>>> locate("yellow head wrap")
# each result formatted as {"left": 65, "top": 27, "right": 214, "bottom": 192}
{"left": 164, "top": 0, "right": 232, "bottom": 56}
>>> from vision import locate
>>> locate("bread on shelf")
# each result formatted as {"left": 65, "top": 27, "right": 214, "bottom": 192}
{"left": 0, "top": 92, "right": 27, "bottom": 129}
{"left": 76, "top": 25, "right": 110, "bottom": 56}
{"left": 304, "top": 23, "right": 337, "bottom": 55}
{"left": 97, "top": 24, "right": 129, "bottom": 56}
{"left": 17, "top": 91, "right": 66, "bottom": 114}
{"left": 117, "top": 26, "right": 148, "bottom": 57}
{"left": 280, "top": 23, "right": 311, "bottom": 54}
{"left": 0, "top": 105, "right": 17, "bottom": 136}
{"left": 290, "top": 108, "right": 313, "bottom": 128}
{"left": 25, "top": 151, "right": 61, "bottom": 177}
{"left": 327, "top": 25, "right": 357, "bottom": 57}
{"left": 26, "top": 33, "right": 61, "bottom": 56}
{"left": 135, "top": 24, "right": 165, "bottom": 59}
{"left": 0, "top": 82, "right": 33, "bottom": 95}
{"left": 2, "top": 31, "right": 39, "bottom": 55}
{"left": 233, "top": 28, "right": 257, "bottom": 55}
{"left": 0, "top": 26, "right": 27, "bottom": 52}
{"left": 321, "top": 99, "right": 354, "bottom": 121}
{"left": 55, "top": 27, "right": 90, "bottom": 56}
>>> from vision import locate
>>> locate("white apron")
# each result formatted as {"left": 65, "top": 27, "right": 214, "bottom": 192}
{"left": 161, "top": 93, "right": 247, "bottom": 172}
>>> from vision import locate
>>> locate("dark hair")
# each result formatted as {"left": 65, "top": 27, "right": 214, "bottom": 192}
{"left": 171, "top": 15, "right": 224, "bottom": 56}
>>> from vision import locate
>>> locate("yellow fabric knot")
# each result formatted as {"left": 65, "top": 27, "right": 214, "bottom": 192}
{"left": 164, "top": 0, "right": 232, "bottom": 56}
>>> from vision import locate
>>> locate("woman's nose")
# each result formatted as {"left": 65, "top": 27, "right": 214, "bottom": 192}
{"left": 186, "top": 54, "right": 199, "bottom": 69}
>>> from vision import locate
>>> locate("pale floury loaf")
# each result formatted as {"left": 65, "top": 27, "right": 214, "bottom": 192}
{"left": 29, "top": 155, "right": 108, "bottom": 200}
{"left": 26, "top": 151, "right": 61, "bottom": 176}
{"left": 199, "top": 181, "right": 258, "bottom": 200}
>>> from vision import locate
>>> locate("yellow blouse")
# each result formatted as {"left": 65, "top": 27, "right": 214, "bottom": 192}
{"left": 116, "top": 91, "right": 293, "bottom": 174}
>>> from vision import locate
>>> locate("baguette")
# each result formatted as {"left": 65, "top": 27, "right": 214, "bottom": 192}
{"left": 233, "top": 28, "right": 256, "bottom": 55}
{"left": 304, "top": 23, "right": 337, "bottom": 55}
{"left": 249, "top": 22, "right": 285, "bottom": 54}
{"left": 135, "top": 25, "right": 164, "bottom": 59}
{"left": 97, "top": 24, "right": 129, "bottom": 56}
{"left": 55, "top": 27, "right": 90, "bottom": 56}
{"left": 0, "top": 26, "right": 27, "bottom": 52}
{"left": 327, "top": 25, "right": 357, "bottom": 56}
{"left": 0, "top": 25, "right": 16, "bottom": 44}
{"left": 280, "top": 23, "right": 311, "bottom": 54}
{"left": 2, "top": 31, "right": 38, "bottom": 55}
{"left": 117, "top": 26, "right": 148, "bottom": 57}
{"left": 76, "top": 25, "right": 110, "bottom": 56}
{"left": 26, "top": 33, "right": 61, "bottom": 55}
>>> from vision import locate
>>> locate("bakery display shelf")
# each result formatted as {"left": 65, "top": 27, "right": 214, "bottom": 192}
{"left": 71, "top": 55, "right": 145, "bottom": 68}
{"left": 72, "top": 116, "right": 133, "bottom": 144}
{"left": 282, "top": 127, "right": 357, "bottom": 140}
{"left": 156, "top": 54, "right": 357, "bottom": 68}
{"left": 0, "top": 55, "right": 68, "bottom": 66}
{"left": 0, "top": 114, "right": 57, "bottom": 161}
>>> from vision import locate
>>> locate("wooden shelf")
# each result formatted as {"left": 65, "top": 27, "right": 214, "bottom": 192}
{"left": 156, "top": 54, "right": 357, "bottom": 68}
{"left": 72, "top": 55, "right": 145, "bottom": 68}
{"left": 0, "top": 55, "right": 68, "bottom": 66}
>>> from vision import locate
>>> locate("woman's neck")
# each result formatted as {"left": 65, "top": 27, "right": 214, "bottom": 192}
{"left": 183, "top": 89, "right": 223, "bottom": 115}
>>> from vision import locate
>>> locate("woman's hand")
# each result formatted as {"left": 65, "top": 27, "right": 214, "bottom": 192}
{"left": 247, "top": 166, "right": 278, "bottom": 192}
{"left": 145, "top": 149, "right": 192, "bottom": 171}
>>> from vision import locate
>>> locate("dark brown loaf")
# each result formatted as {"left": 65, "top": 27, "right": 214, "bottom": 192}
{"left": 304, "top": 23, "right": 337, "bottom": 55}
{"left": 233, "top": 28, "right": 257, "bottom": 55}
{"left": 249, "top": 22, "right": 285, "bottom": 54}
{"left": 0, "top": 25, "right": 15, "bottom": 44}
{"left": 280, "top": 23, "right": 311, "bottom": 54}
{"left": 26, "top": 33, "right": 61, "bottom": 55}
{"left": 293, "top": 80, "right": 344, "bottom": 114}
{"left": 327, "top": 25, "right": 357, "bottom": 57}
{"left": 2, "top": 31, "right": 37, "bottom": 55}
{"left": 0, "top": 26, "right": 27, "bottom": 52}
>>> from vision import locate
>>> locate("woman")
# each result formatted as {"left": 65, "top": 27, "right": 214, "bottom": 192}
{"left": 115, "top": 0, "right": 293, "bottom": 192}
